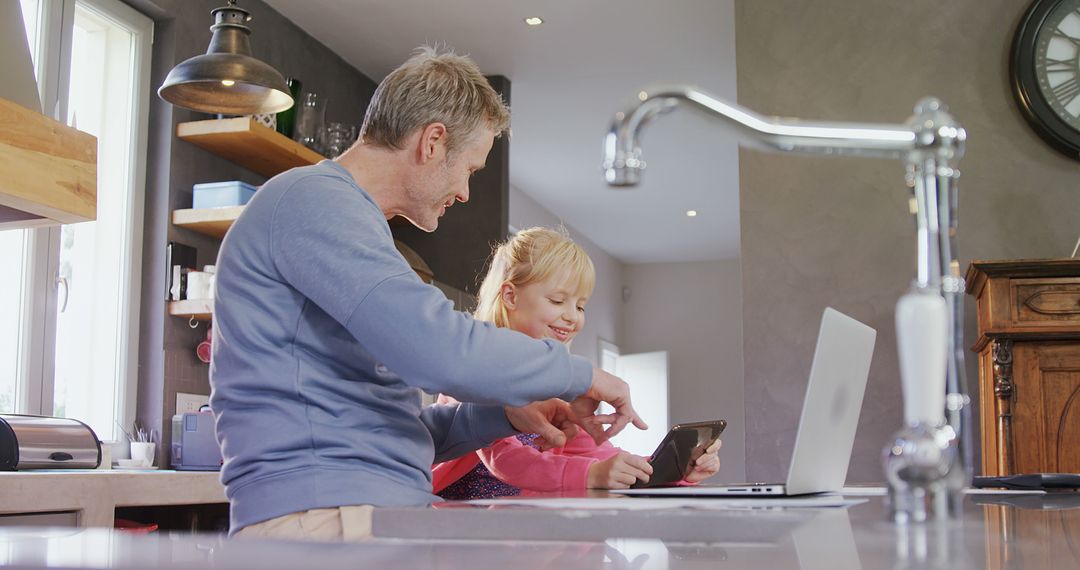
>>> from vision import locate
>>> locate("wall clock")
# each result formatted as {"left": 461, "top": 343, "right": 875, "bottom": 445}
{"left": 1011, "top": 0, "right": 1080, "bottom": 159}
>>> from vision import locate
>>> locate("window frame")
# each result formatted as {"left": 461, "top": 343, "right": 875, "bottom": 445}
{"left": 14, "top": 0, "right": 152, "bottom": 440}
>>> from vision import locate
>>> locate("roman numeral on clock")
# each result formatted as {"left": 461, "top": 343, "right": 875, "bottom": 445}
{"left": 1051, "top": 77, "right": 1080, "bottom": 106}
{"left": 1053, "top": 28, "right": 1080, "bottom": 47}
{"left": 1041, "top": 57, "right": 1079, "bottom": 74}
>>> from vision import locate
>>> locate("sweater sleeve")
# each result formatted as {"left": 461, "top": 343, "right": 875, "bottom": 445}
{"left": 420, "top": 402, "right": 516, "bottom": 463}
{"left": 269, "top": 181, "right": 593, "bottom": 407}
{"left": 478, "top": 431, "right": 621, "bottom": 492}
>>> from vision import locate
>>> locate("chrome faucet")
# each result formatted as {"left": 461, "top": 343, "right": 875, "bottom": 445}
{"left": 603, "top": 85, "right": 972, "bottom": 521}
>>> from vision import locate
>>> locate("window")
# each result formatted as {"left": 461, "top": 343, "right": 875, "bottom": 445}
{"left": 0, "top": 0, "right": 152, "bottom": 441}
{"left": 0, "top": 231, "right": 29, "bottom": 414}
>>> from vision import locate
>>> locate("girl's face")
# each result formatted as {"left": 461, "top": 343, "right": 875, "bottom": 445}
{"left": 502, "top": 272, "right": 588, "bottom": 345}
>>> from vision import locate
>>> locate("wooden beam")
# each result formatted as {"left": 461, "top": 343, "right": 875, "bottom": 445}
{"left": 0, "top": 97, "right": 96, "bottom": 224}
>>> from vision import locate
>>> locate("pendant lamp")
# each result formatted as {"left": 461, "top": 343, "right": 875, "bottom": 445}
{"left": 158, "top": 0, "right": 293, "bottom": 115}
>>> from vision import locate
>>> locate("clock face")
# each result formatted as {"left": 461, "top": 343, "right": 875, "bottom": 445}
{"left": 1012, "top": 0, "right": 1080, "bottom": 158}
{"left": 1034, "top": 0, "right": 1080, "bottom": 130}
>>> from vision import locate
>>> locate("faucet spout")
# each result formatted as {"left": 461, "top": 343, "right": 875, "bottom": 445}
{"left": 602, "top": 94, "right": 679, "bottom": 186}
{"left": 602, "top": 84, "right": 935, "bottom": 187}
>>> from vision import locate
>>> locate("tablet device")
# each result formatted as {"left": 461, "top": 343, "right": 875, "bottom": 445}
{"left": 631, "top": 420, "right": 726, "bottom": 489}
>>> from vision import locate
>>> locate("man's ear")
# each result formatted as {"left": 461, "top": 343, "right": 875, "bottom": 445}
{"left": 416, "top": 122, "right": 448, "bottom": 164}
{"left": 499, "top": 282, "right": 517, "bottom": 310}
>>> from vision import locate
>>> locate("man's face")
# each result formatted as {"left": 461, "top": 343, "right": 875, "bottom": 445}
{"left": 403, "top": 127, "right": 496, "bottom": 232}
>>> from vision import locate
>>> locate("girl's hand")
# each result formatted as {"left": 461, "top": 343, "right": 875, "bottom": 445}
{"left": 683, "top": 439, "right": 722, "bottom": 483}
{"left": 586, "top": 452, "right": 653, "bottom": 489}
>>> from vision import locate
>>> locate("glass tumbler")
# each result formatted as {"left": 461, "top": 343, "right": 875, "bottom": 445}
{"left": 323, "top": 122, "right": 356, "bottom": 157}
{"left": 294, "top": 92, "right": 326, "bottom": 154}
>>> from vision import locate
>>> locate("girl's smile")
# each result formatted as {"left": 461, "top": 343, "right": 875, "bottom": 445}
{"left": 502, "top": 270, "right": 588, "bottom": 345}
{"left": 548, "top": 325, "right": 575, "bottom": 342}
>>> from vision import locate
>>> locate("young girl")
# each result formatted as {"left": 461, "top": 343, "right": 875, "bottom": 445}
{"left": 432, "top": 227, "right": 721, "bottom": 499}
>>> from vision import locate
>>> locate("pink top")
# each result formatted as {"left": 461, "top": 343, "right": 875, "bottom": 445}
{"left": 432, "top": 430, "right": 619, "bottom": 493}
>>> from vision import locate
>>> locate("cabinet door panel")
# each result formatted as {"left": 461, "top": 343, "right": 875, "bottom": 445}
{"left": 1012, "top": 344, "right": 1047, "bottom": 473}
{"left": 1012, "top": 343, "right": 1080, "bottom": 474}
{"left": 1045, "top": 373, "right": 1080, "bottom": 472}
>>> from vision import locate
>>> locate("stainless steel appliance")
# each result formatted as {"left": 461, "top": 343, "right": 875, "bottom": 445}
{"left": 0, "top": 414, "right": 102, "bottom": 470}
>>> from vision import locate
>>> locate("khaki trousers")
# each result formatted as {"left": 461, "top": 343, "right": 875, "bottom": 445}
{"left": 234, "top": 505, "right": 375, "bottom": 542}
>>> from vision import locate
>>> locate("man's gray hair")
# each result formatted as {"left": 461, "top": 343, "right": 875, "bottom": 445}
{"left": 359, "top": 46, "right": 511, "bottom": 154}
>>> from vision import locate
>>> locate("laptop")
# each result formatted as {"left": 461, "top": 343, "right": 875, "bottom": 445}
{"left": 615, "top": 307, "right": 876, "bottom": 497}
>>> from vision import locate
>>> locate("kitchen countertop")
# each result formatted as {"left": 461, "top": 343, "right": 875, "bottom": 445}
{"left": 0, "top": 470, "right": 226, "bottom": 527}
{"left": 0, "top": 490, "right": 1077, "bottom": 568}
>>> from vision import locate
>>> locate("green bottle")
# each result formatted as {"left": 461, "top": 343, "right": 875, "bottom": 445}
{"left": 276, "top": 78, "right": 303, "bottom": 138}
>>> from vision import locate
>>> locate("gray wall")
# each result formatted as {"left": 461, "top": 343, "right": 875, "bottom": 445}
{"left": 620, "top": 260, "right": 746, "bottom": 483}
{"left": 509, "top": 186, "right": 623, "bottom": 367}
{"left": 736, "top": 0, "right": 1080, "bottom": 483}
{"left": 131, "top": 0, "right": 376, "bottom": 464}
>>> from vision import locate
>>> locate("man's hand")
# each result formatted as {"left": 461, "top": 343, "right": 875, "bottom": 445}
{"left": 586, "top": 452, "right": 653, "bottom": 489}
{"left": 683, "top": 439, "right": 722, "bottom": 483}
{"left": 571, "top": 367, "right": 648, "bottom": 444}
{"left": 504, "top": 399, "right": 581, "bottom": 450}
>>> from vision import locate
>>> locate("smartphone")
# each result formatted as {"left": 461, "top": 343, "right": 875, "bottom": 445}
{"left": 630, "top": 420, "right": 726, "bottom": 489}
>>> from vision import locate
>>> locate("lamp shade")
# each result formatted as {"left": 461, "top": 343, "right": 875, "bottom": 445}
{"left": 158, "top": 1, "right": 293, "bottom": 115}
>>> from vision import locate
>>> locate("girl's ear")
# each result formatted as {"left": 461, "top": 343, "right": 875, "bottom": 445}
{"left": 499, "top": 282, "right": 517, "bottom": 310}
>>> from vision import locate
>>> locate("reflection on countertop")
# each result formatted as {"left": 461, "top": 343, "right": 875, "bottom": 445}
{"left": 0, "top": 493, "right": 1077, "bottom": 569}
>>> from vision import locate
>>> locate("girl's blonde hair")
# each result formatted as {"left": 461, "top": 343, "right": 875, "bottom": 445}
{"left": 474, "top": 227, "right": 596, "bottom": 328}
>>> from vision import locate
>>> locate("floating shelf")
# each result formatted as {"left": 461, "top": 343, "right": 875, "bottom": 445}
{"left": 173, "top": 204, "right": 408, "bottom": 240}
{"left": 172, "top": 206, "right": 244, "bottom": 239}
{"left": 177, "top": 117, "right": 323, "bottom": 178}
{"left": 168, "top": 298, "right": 213, "bottom": 321}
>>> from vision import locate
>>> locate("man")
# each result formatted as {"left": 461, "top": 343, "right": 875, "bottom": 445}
{"left": 209, "top": 46, "right": 645, "bottom": 541}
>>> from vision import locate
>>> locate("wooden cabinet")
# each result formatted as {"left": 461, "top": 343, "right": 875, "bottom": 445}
{"left": 0, "top": 97, "right": 96, "bottom": 230}
{"left": 966, "top": 259, "right": 1080, "bottom": 476}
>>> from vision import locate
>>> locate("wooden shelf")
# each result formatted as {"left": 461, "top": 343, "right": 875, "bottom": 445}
{"left": 173, "top": 204, "right": 408, "bottom": 240}
{"left": 172, "top": 206, "right": 244, "bottom": 239}
{"left": 168, "top": 299, "right": 213, "bottom": 321}
{"left": 177, "top": 117, "right": 323, "bottom": 178}
{"left": 1, "top": 97, "right": 96, "bottom": 230}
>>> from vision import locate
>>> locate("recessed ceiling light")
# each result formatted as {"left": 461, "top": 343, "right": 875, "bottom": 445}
{"left": 686, "top": 210, "right": 698, "bottom": 217}
{"left": 524, "top": 17, "right": 543, "bottom": 26}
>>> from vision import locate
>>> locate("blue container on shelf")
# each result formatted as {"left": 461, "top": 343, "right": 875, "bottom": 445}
{"left": 192, "top": 181, "right": 257, "bottom": 209}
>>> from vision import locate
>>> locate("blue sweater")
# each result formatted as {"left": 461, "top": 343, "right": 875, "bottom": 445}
{"left": 209, "top": 161, "right": 593, "bottom": 532}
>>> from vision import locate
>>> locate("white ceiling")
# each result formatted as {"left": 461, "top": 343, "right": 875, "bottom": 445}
{"left": 262, "top": 0, "right": 740, "bottom": 263}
